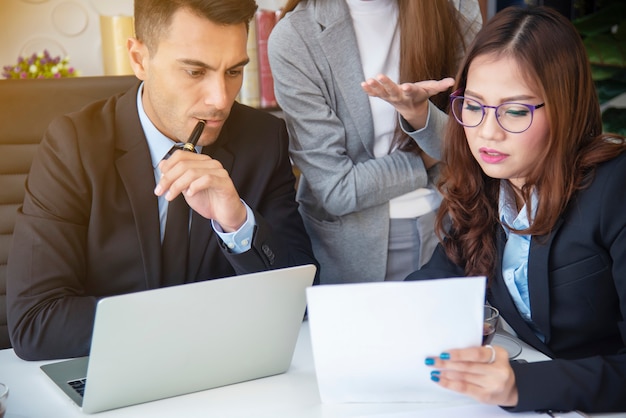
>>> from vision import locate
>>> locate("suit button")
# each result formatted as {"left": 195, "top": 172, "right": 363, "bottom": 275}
{"left": 261, "top": 244, "right": 275, "bottom": 265}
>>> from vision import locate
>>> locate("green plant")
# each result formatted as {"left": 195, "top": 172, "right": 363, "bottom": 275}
{"left": 573, "top": 0, "right": 626, "bottom": 135}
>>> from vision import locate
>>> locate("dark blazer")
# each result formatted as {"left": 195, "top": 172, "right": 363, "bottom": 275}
{"left": 7, "top": 83, "right": 317, "bottom": 361}
{"left": 406, "top": 152, "right": 626, "bottom": 413}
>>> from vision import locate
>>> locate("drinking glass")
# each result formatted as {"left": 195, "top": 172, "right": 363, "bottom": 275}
{"left": 0, "top": 383, "right": 8, "bottom": 418}
{"left": 483, "top": 305, "right": 499, "bottom": 345}
{"left": 483, "top": 305, "right": 524, "bottom": 359}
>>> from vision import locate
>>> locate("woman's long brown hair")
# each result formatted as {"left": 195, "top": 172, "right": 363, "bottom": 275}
{"left": 279, "top": 0, "right": 467, "bottom": 153}
{"left": 436, "top": 6, "right": 626, "bottom": 281}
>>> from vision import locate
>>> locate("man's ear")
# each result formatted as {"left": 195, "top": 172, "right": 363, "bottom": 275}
{"left": 127, "top": 37, "right": 149, "bottom": 80}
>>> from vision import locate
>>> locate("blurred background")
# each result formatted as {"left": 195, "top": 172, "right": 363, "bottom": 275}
{"left": 0, "top": 0, "right": 285, "bottom": 77}
{"left": 0, "top": 0, "right": 623, "bottom": 132}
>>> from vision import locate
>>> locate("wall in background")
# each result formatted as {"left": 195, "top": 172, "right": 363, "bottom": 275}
{"left": 0, "top": 0, "right": 286, "bottom": 77}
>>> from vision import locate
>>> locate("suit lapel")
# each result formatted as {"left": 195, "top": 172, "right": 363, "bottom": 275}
{"left": 114, "top": 85, "right": 162, "bottom": 289}
{"left": 527, "top": 217, "right": 564, "bottom": 345}
{"left": 315, "top": 0, "right": 376, "bottom": 155}
{"left": 490, "top": 227, "right": 555, "bottom": 357}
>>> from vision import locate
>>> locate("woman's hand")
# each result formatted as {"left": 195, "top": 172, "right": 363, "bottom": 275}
{"left": 361, "top": 74, "right": 455, "bottom": 130}
{"left": 425, "top": 344, "right": 519, "bottom": 407}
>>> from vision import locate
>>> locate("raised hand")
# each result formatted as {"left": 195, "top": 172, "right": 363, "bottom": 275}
{"left": 361, "top": 74, "right": 455, "bottom": 131}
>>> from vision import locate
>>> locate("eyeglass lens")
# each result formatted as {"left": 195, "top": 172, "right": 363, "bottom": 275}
{"left": 451, "top": 97, "right": 535, "bottom": 133}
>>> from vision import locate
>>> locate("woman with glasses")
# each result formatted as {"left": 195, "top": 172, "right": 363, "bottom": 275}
{"left": 407, "top": 6, "right": 626, "bottom": 413}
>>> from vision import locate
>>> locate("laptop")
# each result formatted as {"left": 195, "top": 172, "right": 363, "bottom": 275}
{"left": 40, "top": 264, "right": 317, "bottom": 414}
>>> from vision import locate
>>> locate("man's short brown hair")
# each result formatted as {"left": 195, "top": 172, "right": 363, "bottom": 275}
{"left": 134, "top": 0, "right": 258, "bottom": 53}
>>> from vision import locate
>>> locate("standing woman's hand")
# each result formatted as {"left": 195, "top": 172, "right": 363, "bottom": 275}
{"left": 361, "top": 74, "right": 455, "bottom": 131}
{"left": 424, "top": 344, "right": 520, "bottom": 407}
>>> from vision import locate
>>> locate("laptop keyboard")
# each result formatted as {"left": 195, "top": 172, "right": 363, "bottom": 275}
{"left": 67, "top": 378, "right": 87, "bottom": 397}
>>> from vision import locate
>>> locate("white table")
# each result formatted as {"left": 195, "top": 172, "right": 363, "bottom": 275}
{"left": 1, "top": 322, "right": 624, "bottom": 418}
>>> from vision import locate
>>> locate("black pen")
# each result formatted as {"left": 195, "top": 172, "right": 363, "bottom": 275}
{"left": 181, "top": 120, "right": 205, "bottom": 152}
{"left": 536, "top": 410, "right": 589, "bottom": 417}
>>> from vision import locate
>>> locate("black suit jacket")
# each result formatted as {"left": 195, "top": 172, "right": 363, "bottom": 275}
{"left": 7, "top": 83, "right": 317, "bottom": 360}
{"left": 407, "top": 152, "right": 626, "bottom": 413}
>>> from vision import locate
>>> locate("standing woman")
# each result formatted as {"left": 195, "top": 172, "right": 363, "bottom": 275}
{"left": 268, "top": 1, "right": 482, "bottom": 284}
{"left": 409, "top": 6, "right": 626, "bottom": 412}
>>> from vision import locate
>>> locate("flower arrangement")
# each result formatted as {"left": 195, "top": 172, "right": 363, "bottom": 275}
{"left": 2, "top": 50, "right": 79, "bottom": 79}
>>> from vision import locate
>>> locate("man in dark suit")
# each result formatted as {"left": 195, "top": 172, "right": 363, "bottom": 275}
{"left": 6, "top": 0, "right": 317, "bottom": 361}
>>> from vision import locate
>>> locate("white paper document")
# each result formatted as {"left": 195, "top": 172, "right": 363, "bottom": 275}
{"left": 306, "top": 277, "right": 487, "bottom": 403}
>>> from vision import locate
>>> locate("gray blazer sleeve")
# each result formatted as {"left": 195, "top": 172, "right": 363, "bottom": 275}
{"left": 269, "top": 13, "right": 430, "bottom": 217}
{"left": 268, "top": 2, "right": 481, "bottom": 217}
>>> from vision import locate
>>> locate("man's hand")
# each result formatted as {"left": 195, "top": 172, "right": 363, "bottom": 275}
{"left": 155, "top": 150, "right": 246, "bottom": 232}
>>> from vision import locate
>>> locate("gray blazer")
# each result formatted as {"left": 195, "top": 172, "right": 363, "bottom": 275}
{"left": 268, "top": 0, "right": 481, "bottom": 284}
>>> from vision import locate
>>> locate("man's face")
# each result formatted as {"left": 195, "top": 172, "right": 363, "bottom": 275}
{"left": 130, "top": 8, "right": 249, "bottom": 146}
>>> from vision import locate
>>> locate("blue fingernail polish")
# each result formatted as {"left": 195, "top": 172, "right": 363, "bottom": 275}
{"left": 440, "top": 352, "right": 450, "bottom": 360}
{"left": 430, "top": 370, "right": 440, "bottom": 376}
{"left": 431, "top": 374, "right": 440, "bottom": 382}
{"left": 424, "top": 357, "right": 435, "bottom": 366}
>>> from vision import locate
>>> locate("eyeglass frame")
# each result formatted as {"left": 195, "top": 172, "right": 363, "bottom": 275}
{"left": 449, "top": 90, "right": 545, "bottom": 134}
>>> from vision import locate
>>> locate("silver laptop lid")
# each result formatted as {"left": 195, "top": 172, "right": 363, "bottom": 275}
{"left": 43, "top": 264, "right": 316, "bottom": 414}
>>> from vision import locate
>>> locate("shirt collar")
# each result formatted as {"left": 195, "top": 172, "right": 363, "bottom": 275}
{"left": 498, "top": 181, "right": 538, "bottom": 235}
{"left": 346, "top": 0, "right": 397, "bottom": 14}
{"left": 136, "top": 83, "right": 178, "bottom": 169}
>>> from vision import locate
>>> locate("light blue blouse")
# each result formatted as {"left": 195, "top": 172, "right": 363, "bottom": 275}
{"left": 499, "top": 181, "right": 544, "bottom": 341}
